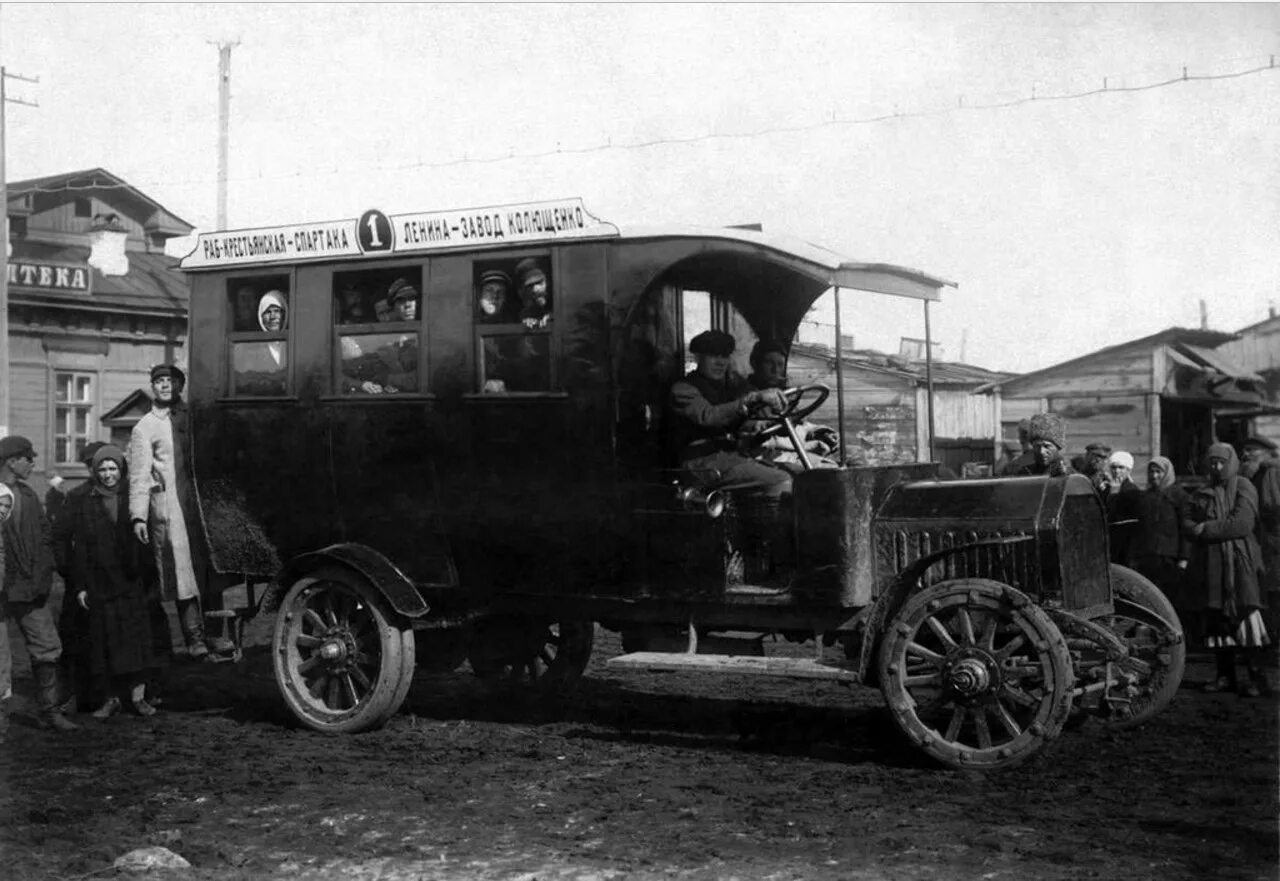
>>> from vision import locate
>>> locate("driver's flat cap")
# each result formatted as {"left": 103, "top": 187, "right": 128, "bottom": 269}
{"left": 689, "top": 330, "right": 735, "bottom": 356}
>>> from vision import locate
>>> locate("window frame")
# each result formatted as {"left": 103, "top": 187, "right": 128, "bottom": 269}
{"left": 51, "top": 370, "right": 96, "bottom": 467}
{"left": 472, "top": 251, "right": 558, "bottom": 395}
{"left": 223, "top": 270, "right": 294, "bottom": 399}
{"left": 331, "top": 264, "right": 427, "bottom": 397}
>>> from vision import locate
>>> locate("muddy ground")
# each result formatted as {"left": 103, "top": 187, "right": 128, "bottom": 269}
{"left": 1, "top": 611, "right": 1276, "bottom": 881}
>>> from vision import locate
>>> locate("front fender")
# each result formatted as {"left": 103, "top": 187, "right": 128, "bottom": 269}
{"left": 270, "top": 543, "right": 430, "bottom": 619}
{"left": 856, "top": 536, "right": 1036, "bottom": 684}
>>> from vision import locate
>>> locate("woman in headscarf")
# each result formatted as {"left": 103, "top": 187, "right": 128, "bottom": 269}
{"left": 1183, "top": 442, "right": 1270, "bottom": 696}
{"left": 1133, "top": 456, "right": 1192, "bottom": 624}
{"left": 257, "top": 290, "right": 287, "bottom": 367}
{"left": 69, "top": 445, "right": 158, "bottom": 718}
{"left": 1105, "top": 451, "right": 1143, "bottom": 564}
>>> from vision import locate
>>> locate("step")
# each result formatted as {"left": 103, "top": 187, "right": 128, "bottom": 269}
{"left": 607, "top": 651, "right": 861, "bottom": 682}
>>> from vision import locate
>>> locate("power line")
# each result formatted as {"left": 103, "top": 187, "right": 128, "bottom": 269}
{"left": 12, "top": 54, "right": 1279, "bottom": 197}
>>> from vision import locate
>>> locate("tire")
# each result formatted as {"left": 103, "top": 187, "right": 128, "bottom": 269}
{"left": 273, "top": 566, "right": 416, "bottom": 733}
{"left": 1095, "top": 564, "right": 1186, "bottom": 729}
{"left": 878, "top": 578, "right": 1075, "bottom": 770}
{"left": 468, "top": 616, "right": 594, "bottom": 694}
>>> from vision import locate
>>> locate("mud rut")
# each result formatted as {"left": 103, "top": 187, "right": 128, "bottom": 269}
{"left": 1, "top": 620, "right": 1276, "bottom": 881}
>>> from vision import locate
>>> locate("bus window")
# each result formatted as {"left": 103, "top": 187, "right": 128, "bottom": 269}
{"left": 226, "top": 275, "right": 290, "bottom": 397}
{"left": 334, "top": 267, "right": 422, "bottom": 395}
{"left": 473, "top": 257, "right": 553, "bottom": 393}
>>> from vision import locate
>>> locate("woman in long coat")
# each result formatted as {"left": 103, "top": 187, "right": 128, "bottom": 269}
{"left": 70, "top": 446, "right": 157, "bottom": 718}
{"left": 1132, "top": 455, "right": 1191, "bottom": 618}
{"left": 1183, "top": 442, "right": 1270, "bottom": 696}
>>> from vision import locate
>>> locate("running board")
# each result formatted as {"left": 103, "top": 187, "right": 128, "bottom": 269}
{"left": 607, "top": 652, "right": 862, "bottom": 683}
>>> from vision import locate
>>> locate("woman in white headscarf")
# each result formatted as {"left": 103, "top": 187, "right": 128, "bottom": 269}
{"left": 1105, "top": 451, "right": 1142, "bottom": 564}
{"left": 257, "top": 290, "right": 287, "bottom": 367}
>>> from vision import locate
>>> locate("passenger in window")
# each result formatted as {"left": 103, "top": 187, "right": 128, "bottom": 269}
{"left": 338, "top": 281, "right": 371, "bottom": 324}
{"left": 232, "top": 284, "right": 259, "bottom": 332}
{"left": 374, "top": 280, "right": 419, "bottom": 392}
{"left": 477, "top": 269, "right": 515, "bottom": 323}
{"left": 482, "top": 334, "right": 550, "bottom": 393}
{"left": 374, "top": 297, "right": 393, "bottom": 323}
{"left": 258, "top": 290, "right": 287, "bottom": 334}
{"left": 514, "top": 258, "right": 552, "bottom": 329}
{"left": 339, "top": 337, "right": 391, "bottom": 395}
{"left": 387, "top": 278, "right": 418, "bottom": 322}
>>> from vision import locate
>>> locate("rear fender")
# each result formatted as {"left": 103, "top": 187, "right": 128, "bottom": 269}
{"left": 856, "top": 536, "right": 1035, "bottom": 684}
{"left": 269, "top": 543, "right": 430, "bottom": 620}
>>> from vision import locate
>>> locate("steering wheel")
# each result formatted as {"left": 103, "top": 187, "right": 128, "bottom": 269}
{"left": 752, "top": 383, "right": 831, "bottom": 442}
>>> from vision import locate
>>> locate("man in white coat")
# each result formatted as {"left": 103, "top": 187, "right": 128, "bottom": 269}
{"left": 129, "top": 364, "right": 208, "bottom": 659}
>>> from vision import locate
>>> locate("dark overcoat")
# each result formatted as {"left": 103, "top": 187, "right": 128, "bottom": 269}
{"left": 68, "top": 487, "right": 155, "bottom": 679}
{"left": 1184, "top": 455, "right": 1265, "bottom": 617}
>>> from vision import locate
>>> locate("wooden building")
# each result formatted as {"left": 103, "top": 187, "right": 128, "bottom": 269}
{"left": 787, "top": 343, "right": 1011, "bottom": 473}
{"left": 4, "top": 168, "right": 193, "bottom": 492}
{"left": 1215, "top": 313, "right": 1280, "bottom": 439}
{"left": 977, "top": 327, "right": 1266, "bottom": 478}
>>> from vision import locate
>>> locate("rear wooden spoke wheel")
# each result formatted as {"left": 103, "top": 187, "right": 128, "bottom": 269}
{"left": 879, "top": 578, "right": 1074, "bottom": 770}
{"left": 273, "top": 567, "right": 415, "bottom": 733}
{"left": 468, "top": 616, "right": 594, "bottom": 693}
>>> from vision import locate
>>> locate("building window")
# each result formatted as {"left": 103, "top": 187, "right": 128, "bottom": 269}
{"left": 474, "top": 256, "right": 554, "bottom": 393}
{"left": 333, "top": 267, "right": 423, "bottom": 395}
{"left": 54, "top": 371, "right": 94, "bottom": 465}
{"left": 74, "top": 197, "right": 93, "bottom": 218}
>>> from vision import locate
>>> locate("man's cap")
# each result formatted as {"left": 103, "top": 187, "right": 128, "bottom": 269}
{"left": 1027, "top": 412, "right": 1066, "bottom": 450}
{"left": 90, "top": 445, "right": 127, "bottom": 471}
{"left": 387, "top": 278, "right": 419, "bottom": 303}
{"left": 0, "top": 435, "right": 36, "bottom": 461}
{"left": 479, "top": 269, "right": 512, "bottom": 289}
{"left": 1243, "top": 435, "right": 1278, "bottom": 452}
{"left": 1084, "top": 442, "right": 1112, "bottom": 456}
{"left": 150, "top": 363, "right": 187, "bottom": 386}
{"left": 689, "top": 329, "right": 736, "bottom": 357}
{"left": 513, "top": 258, "right": 546, "bottom": 287}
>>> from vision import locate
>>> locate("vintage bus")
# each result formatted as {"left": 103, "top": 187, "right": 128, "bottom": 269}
{"left": 179, "top": 198, "right": 1183, "bottom": 769}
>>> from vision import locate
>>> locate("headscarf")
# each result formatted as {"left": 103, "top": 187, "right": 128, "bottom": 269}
{"left": 257, "top": 290, "right": 288, "bottom": 331}
{"left": 90, "top": 445, "right": 127, "bottom": 523}
{"left": 0, "top": 483, "right": 13, "bottom": 522}
{"left": 258, "top": 290, "right": 287, "bottom": 366}
{"left": 1146, "top": 455, "right": 1176, "bottom": 491}
{"left": 1108, "top": 451, "right": 1134, "bottom": 470}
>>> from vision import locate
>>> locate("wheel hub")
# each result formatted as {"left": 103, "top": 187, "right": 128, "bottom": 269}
{"left": 947, "top": 656, "right": 993, "bottom": 697}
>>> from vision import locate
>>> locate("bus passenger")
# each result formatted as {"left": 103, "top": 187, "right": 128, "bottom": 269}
{"left": 258, "top": 290, "right": 287, "bottom": 333}
{"left": 376, "top": 279, "right": 419, "bottom": 392}
{"left": 741, "top": 339, "right": 841, "bottom": 472}
{"left": 515, "top": 258, "right": 552, "bottom": 328}
{"left": 338, "top": 281, "right": 371, "bottom": 324}
{"left": 667, "top": 330, "right": 790, "bottom": 499}
{"left": 232, "top": 284, "right": 259, "bottom": 332}
{"left": 477, "top": 270, "right": 515, "bottom": 323}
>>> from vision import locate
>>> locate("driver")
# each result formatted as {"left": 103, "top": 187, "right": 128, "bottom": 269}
{"left": 740, "top": 339, "right": 842, "bottom": 472}
{"left": 668, "top": 330, "right": 791, "bottom": 499}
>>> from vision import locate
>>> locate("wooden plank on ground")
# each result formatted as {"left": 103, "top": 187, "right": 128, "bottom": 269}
{"left": 606, "top": 652, "right": 862, "bottom": 682}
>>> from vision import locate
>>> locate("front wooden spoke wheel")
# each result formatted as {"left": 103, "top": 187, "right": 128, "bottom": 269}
{"left": 273, "top": 568, "right": 414, "bottom": 733}
{"left": 879, "top": 579, "right": 1074, "bottom": 770}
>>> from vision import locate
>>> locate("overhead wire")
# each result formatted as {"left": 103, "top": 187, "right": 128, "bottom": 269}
{"left": 11, "top": 54, "right": 1278, "bottom": 195}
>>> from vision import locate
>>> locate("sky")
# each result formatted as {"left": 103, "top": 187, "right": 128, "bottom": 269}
{"left": 2, "top": 2, "right": 1276, "bottom": 373}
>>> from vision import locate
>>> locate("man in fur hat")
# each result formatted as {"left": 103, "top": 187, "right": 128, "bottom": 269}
{"left": 1016, "top": 412, "right": 1075, "bottom": 477}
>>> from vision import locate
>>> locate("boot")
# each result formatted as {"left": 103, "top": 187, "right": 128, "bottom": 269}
{"left": 177, "top": 597, "right": 209, "bottom": 659}
{"left": 33, "top": 662, "right": 80, "bottom": 732}
{"left": 129, "top": 683, "right": 156, "bottom": 717}
{"left": 1203, "top": 650, "right": 1238, "bottom": 693}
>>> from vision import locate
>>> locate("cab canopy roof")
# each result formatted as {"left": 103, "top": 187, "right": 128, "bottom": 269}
{"left": 179, "top": 197, "right": 954, "bottom": 302}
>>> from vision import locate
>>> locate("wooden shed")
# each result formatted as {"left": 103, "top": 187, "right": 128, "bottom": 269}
{"left": 977, "top": 328, "right": 1266, "bottom": 478}
{"left": 787, "top": 342, "right": 1011, "bottom": 472}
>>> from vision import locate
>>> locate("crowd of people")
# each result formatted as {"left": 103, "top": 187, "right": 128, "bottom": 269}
{"left": 0, "top": 363, "right": 221, "bottom": 731}
{"left": 998, "top": 415, "right": 1278, "bottom": 697}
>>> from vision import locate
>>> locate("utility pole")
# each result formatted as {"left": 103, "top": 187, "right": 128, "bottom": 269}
{"left": 0, "top": 63, "right": 41, "bottom": 439}
{"left": 212, "top": 40, "right": 238, "bottom": 230}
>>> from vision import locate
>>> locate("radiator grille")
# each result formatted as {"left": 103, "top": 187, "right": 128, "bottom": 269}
{"left": 875, "top": 526, "right": 1045, "bottom": 599}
